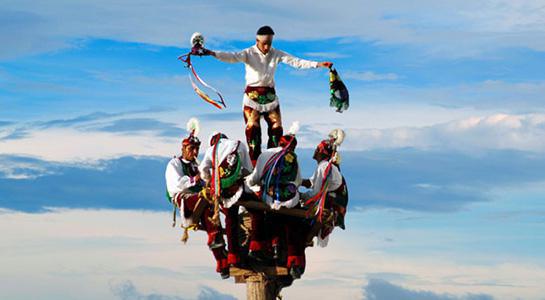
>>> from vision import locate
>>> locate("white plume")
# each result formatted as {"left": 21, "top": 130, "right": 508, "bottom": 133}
{"left": 288, "top": 121, "right": 300, "bottom": 135}
{"left": 329, "top": 128, "right": 345, "bottom": 146}
{"left": 190, "top": 32, "right": 204, "bottom": 47}
{"left": 186, "top": 118, "right": 200, "bottom": 136}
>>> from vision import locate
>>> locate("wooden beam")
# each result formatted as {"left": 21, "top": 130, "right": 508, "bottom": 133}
{"left": 238, "top": 200, "right": 310, "bottom": 218}
{"left": 230, "top": 266, "right": 288, "bottom": 277}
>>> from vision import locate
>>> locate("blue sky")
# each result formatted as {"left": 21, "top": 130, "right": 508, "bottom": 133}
{"left": 1, "top": 1, "right": 545, "bottom": 299}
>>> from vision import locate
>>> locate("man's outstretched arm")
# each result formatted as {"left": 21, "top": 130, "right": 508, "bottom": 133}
{"left": 209, "top": 49, "right": 247, "bottom": 63}
{"left": 278, "top": 50, "right": 332, "bottom": 69}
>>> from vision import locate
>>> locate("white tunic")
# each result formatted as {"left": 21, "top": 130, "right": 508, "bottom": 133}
{"left": 165, "top": 157, "right": 202, "bottom": 227}
{"left": 301, "top": 160, "right": 342, "bottom": 201}
{"left": 199, "top": 138, "right": 254, "bottom": 208}
{"left": 246, "top": 147, "right": 302, "bottom": 209}
{"left": 214, "top": 45, "right": 319, "bottom": 112}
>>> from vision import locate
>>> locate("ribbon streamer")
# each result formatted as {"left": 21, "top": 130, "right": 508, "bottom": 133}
{"left": 179, "top": 54, "right": 226, "bottom": 109}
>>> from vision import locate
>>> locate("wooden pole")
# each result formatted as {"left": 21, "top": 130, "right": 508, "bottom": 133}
{"left": 246, "top": 274, "right": 282, "bottom": 300}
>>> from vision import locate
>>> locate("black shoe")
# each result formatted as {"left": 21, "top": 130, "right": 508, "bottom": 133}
{"left": 220, "top": 268, "right": 230, "bottom": 280}
{"left": 209, "top": 235, "right": 225, "bottom": 250}
{"left": 289, "top": 266, "right": 303, "bottom": 279}
{"left": 272, "top": 245, "right": 280, "bottom": 260}
{"left": 248, "top": 250, "right": 268, "bottom": 263}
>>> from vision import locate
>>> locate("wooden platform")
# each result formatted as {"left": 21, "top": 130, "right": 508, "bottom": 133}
{"left": 238, "top": 200, "right": 310, "bottom": 218}
{"left": 230, "top": 266, "right": 288, "bottom": 284}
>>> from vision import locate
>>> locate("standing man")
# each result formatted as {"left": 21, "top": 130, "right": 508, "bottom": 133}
{"left": 209, "top": 25, "right": 332, "bottom": 164}
{"left": 165, "top": 118, "right": 229, "bottom": 279}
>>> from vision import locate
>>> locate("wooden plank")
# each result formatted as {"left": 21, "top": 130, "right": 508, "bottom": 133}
{"left": 230, "top": 266, "right": 288, "bottom": 277}
{"left": 238, "top": 200, "right": 309, "bottom": 219}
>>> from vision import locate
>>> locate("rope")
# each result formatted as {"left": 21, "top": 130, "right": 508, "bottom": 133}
{"left": 209, "top": 141, "right": 221, "bottom": 226}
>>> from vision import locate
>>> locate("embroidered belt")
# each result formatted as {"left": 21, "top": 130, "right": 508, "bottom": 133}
{"left": 245, "top": 86, "right": 276, "bottom": 105}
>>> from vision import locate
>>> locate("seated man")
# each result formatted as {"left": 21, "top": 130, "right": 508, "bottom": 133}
{"left": 301, "top": 130, "right": 349, "bottom": 247}
{"left": 199, "top": 132, "right": 254, "bottom": 267}
{"left": 246, "top": 127, "right": 306, "bottom": 279}
{"left": 165, "top": 118, "right": 229, "bottom": 279}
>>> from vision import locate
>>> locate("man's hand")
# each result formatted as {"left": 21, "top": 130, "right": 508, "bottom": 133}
{"left": 193, "top": 173, "right": 201, "bottom": 183}
{"left": 201, "top": 48, "right": 214, "bottom": 56}
{"left": 318, "top": 61, "right": 333, "bottom": 68}
{"left": 198, "top": 49, "right": 215, "bottom": 57}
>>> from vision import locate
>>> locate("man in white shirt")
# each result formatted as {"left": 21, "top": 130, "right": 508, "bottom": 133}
{"left": 199, "top": 132, "right": 254, "bottom": 267}
{"left": 165, "top": 120, "right": 229, "bottom": 279}
{"left": 209, "top": 25, "right": 332, "bottom": 164}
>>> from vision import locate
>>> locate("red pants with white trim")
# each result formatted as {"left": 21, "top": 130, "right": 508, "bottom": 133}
{"left": 273, "top": 214, "right": 306, "bottom": 269}
{"left": 181, "top": 194, "right": 227, "bottom": 272}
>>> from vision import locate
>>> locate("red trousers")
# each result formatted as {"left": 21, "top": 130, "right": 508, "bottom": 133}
{"left": 247, "top": 211, "right": 306, "bottom": 269}
{"left": 182, "top": 194, "right": 227, "bottom": 272}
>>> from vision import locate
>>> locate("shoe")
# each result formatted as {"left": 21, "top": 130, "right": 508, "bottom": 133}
{"left": 289, "top": 266, "right": 303, "bottom": 279}
{"left": 272, "top": 244, "right": 280, "bottom": 260}
{"left": 209, "top": 235, "right": 225, "bottom": 250}
{"left": 220, "top": 268, "right": 230, "bottom": 280}
{"left": 248, "top": 250, "right": 268, "bottom": 263}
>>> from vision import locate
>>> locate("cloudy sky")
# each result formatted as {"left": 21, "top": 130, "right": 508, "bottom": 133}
{"left": 1, "top": 1, "right": 545, "bottom": 299}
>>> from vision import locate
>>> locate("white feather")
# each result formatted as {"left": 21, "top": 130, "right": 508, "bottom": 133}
{"left": 190, "top": 32, "right": 204, "bottom": 47}
{"left": 288, "top": 121, "right": 300, "bottom": 135}
{"left": 186, "top": 118, "right": 200, "bottom": 136}
{"left": 329, "top": 128, "right": 345, "bottom": 146}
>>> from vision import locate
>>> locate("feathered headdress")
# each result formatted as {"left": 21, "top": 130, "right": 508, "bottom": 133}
{"left": 279, "top": 121, "right": 300, "bottom": 149}
{"left": 315, "top": 128, "right": 345, "bottom": 163}
{"left": 182, "top": 118, "right": 201, "bottom": 146}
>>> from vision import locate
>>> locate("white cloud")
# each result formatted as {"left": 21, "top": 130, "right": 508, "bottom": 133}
{"left": 1, "top": 209, "right": 543, "bottom": 300}
{"left": 2, "top": 0, "right": 545, "bottom": 59}
{"left": 344, "top": 71, "right": 400, "bottom": 81}
{"left": 343, "top": 113, "right": 545, "bottom": 153}
{"left": 303, "top": 52, "right": 349, "bottom": 59}
{"left": 3, "top": 107, "right": 545, "bottom": 163}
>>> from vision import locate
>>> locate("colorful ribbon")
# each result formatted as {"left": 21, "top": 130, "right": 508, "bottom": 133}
{"left": 179, "top": 54, "right": 226, "bottom": 109}
{"left": 260, "top": 137, "right": 294, "bottom": 203}
{"left": 305, "top": 159, "right": 334, "bottom": 222}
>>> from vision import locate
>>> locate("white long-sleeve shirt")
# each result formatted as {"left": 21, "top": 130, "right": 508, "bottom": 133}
{"left": 165, "top": 157, "right": 201, "bottom": 197}
{"left": 301, "top": 160, "right": 342, "bottom": 201}
{"left": 246, "top": 147, "right": 302, "bottom": 208}
{"left": 199, "top": 138, "right": 253, "bottom": 208}
{"left": 165, "top": 157, "right": 202, "bottom": 227}
{"left": 214, "top": 45, "right": 319, "bottom": 111}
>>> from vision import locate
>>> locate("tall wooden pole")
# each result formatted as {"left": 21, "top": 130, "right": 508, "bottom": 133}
{"left": 246, "top": 274, "right": 277, "bottom": 300}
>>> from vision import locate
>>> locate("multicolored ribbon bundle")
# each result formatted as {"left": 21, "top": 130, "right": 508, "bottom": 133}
{"left": 304, "top": 160, "right": 334, "bottom": 222}
{"left": 210, "top": 140, "right": 222, "bottom": 200}
{"left": 178, "top": 33, "right": 226, "bottom": 110}
{"left": 179, "top": 54, "right": 226, "bottom": 109}
{"left": 260, "top": 137, "right": 294, "bottom": 203}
